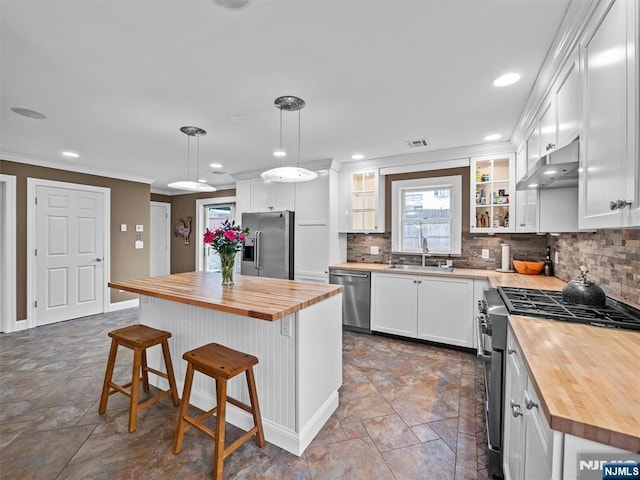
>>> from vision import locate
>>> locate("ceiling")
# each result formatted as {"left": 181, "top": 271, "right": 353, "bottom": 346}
{"left": 0, "top": 0, "right": 570, "bottom": 192}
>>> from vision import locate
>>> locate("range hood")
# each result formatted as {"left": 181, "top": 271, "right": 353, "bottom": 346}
{"left": 516, "top": 139, "right": 579, "bottom": 190}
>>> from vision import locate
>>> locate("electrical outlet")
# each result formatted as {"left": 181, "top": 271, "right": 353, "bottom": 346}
{"left": 281, "top": 317, "right": 292, "bottom": 337}
{"left": 482, "top": 249, "right": 490, "bottom": 260}
{"left": 555, "top": 251, "right": 559, "bottom": 264}
{"left": 370, "top": 246, "right": 379, "bottom": 255}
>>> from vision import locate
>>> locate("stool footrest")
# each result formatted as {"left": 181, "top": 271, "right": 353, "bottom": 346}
{"left": 223, "top": 426, "right": 260, "bottom": 459}
{"left": 137, "top": 388, "right": 173, "bottom": 410}
{"left": 108, "top": 382, "right": 133, "bottom": 398}
{"left": 145, "top": 366, "right": 168, "bottom": 379}
{"left": 226, "top": 396, "right": 253, "bottom": 414}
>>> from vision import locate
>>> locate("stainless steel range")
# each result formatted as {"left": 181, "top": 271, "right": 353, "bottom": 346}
{"left": 479, "top": 286, "right": 640, "bottom": 478}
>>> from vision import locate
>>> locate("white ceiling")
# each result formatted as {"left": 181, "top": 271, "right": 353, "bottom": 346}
{"left": 0, "top": 0, "right": 570, "bottom": 192}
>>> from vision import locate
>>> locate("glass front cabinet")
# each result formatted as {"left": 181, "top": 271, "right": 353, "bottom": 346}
{"left": 470, "top": 154, "right": 516, "bottom": 233}
{"left": 338, "top": 169, "right": 385, "bottom": 233}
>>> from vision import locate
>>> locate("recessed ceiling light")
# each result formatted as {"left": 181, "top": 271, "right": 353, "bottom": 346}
{"left": 209, "top": 163, "right": 223, "bottom": 169}
{"left": 211, "top": 0, "right": 251, "bottom": 10}
{"left": 229, "top": 115, "right": 244, "bottom": 122}
{"left": 11, "top": 107, "right": 47, "bottom": 119}
{"left": 273, "top": 150, "right": 287, "bottom": 158}
{"left": 543, "top": 170, "right": 557, "bottom": 175}
{"left": 351, "top": 153, "right": 364, "bottom": 160}
{"left": 484, "top": 134, "right": 501, "bottom": 141}
{"left": 492, "top": 73, "right": 521, "bottom": 87}
{"left": 62, "top": 151, "right": 79, "bottom": 158}
{"left": 528, "top": 184, "right": 538, "bottom": 188}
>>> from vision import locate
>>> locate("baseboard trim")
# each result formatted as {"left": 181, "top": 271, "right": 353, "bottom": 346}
{"left": 109, "top": 299, "right": 139, "bottom": 311}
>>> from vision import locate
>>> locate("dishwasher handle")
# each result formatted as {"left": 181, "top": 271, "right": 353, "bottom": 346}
{"left": 330, "top": 272, "right": 369, "bottom": 278}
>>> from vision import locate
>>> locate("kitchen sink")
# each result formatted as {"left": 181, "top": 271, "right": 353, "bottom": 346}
{"left": 386, "top": 264, "right": 456, "bottom": 273}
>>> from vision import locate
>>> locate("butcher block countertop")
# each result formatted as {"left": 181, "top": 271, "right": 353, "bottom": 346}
{"left": 109, "top": 271, "right": 343, "bottom": 321}
{"left": 329, "top": 262, "right": 567, "bottom": 290}
{"left": 330, "top": 262, "right": 638, "bottom": 451}
{"left": 510, "top": 316, "right": 640, "bottom": 452}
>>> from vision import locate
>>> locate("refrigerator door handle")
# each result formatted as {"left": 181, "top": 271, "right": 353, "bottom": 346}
{"left": 255, "top": 231, "right": 262, "bottom": 270}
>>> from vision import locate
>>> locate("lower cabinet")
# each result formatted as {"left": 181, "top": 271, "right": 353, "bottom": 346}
{"left": 371, "top": 273, "right": 474, "bottom": 348}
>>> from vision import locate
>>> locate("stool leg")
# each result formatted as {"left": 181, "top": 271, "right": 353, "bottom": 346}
{"left": 173, "top": 363, "right": 195, "bottom": 454}
{"left": 246, "top": 368, "right": 265, "bottom": 448}
{"left": 212, "top": 378, "right": 227, "bottom": 480}
{"left": 98, "top": 339, "right": 119, "bottom": 414}
{"left": 128, "top": 347, "right": 142, "bottom": 433}
{"left": 141, "top": 349, "right": 150, "bottom": 393}
{"left": 161, "top": 340, "right": 180, "bottom": 406}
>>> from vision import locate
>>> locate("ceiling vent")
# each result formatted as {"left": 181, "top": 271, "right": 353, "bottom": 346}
{"left": 210, "top": 171, "right": 227, "bottom": 175}
{"left": 407, "top": 138, "right": 429, "bottom": 148}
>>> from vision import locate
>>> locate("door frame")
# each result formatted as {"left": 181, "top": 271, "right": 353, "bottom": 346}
{"left": 0, "top": 174, "right": 17, "bottom": 333}
{"left": 27, "top": 178, "right": 111, "bottom": 329}
{"left": 195, "top": 196, "right": 236, "bottom": 271}
{"left": 150, "top": 201, "right": 171, "bottom": 276}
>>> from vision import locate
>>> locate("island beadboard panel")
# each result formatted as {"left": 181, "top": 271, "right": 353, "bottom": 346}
{"left": 509, "top": 315, "right": 640, "bottom": 453}
{"left": 142, "top": 296, "right": 297, "bottom": 431}
{"left": 549, "top": 229, "right": 640, "bottom": 308}
{"left": 109, "top": 271, "right": 343, "bottom": 321}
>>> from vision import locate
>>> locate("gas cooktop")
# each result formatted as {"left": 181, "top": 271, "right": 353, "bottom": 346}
{"left": 497, "top": 287, "right": 640, "bottom": 331}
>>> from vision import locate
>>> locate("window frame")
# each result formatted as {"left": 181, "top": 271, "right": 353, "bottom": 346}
{"left": 391, "top": 175, "right": 462, "bottom": 256}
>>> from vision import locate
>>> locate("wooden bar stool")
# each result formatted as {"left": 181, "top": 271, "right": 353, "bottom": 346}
{"left": 173, "top": 343, "right": 265, "bottom": 480}
{"left": 98, "top": 324, "right": 180, "bottom": 432}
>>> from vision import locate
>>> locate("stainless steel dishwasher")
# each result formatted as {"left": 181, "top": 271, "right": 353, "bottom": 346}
{"left": 329, "top": 269, "right": 371, "bottom": 333}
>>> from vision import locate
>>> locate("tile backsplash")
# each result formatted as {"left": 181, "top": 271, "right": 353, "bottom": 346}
{"left": 346, "top": 232, "right": 548, "bottom": 269}
{"left": 549, "top": 229, "right": 639, "bottom": 307}
{"left": 347, "top": 229, "right": 639, "bottom": 308}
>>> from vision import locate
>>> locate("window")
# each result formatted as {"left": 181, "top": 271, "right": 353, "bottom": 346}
{"left": 392, "top": 175, "right": 462, "bottom": 255}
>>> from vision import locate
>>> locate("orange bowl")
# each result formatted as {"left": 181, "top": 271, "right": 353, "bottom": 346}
{"left": 513, "top": 260, "right": 544, "bottom": 275}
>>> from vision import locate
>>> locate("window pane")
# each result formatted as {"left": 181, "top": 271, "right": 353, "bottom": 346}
{"left": 363, "top": 211, "right": 376, "bottom": 230}
{"left": 403, "top": 188, "right": 451, "bottom": 219}
{"left": 362, "top": 192, "right": 375, "bottom": 210}
{"left": 401, "top": 187, "right": 451, "bottom": 252}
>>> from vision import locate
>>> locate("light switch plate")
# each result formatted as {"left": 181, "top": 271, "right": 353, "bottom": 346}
{"left": 482, "top": 249, "right": 490, "bottom": 260}
{"left": 120, "top": 224, "right": 127, "bottom": 232}
{"left": 370, "top": 246, "right": 379, "bottom": 255}
{"left": 135, "top": 240, "right": 144, "bottom": 249}
{"left": 136, "top": 225, "right": 143, "bottom": 232}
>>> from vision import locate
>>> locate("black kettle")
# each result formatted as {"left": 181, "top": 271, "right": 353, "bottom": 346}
{"left": 561, "top": 266, "right": 606, "bottom": 307}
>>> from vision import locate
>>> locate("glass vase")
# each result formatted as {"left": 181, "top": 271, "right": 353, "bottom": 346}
{"left": 219, "top": 252, "right": 235, "bottom": 286}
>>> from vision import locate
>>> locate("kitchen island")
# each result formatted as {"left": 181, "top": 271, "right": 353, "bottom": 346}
{"left": 109, "top": 271, "right": 343, "bottom": 455}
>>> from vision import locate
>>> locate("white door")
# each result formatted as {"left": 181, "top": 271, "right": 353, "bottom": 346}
{"left": 150, "top": 202, "right": 170, "bottom": 276}
{"left": 35, "top": 185, "right": 105, "bottom": 326}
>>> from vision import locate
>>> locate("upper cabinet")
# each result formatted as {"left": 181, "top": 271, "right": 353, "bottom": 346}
{"left": 249, "top": 178, "right": 295, "bottom": 212}
{"left": 338, "top": 169, "right": 386, "bottom": 233}
{"left": 470, "top": 154, "right": 515, "bottom": 233}
{"left": 555, "top": 55, "right": 580, "bottom": 149}
{"left": 579, "top": 0, "right": 639, "bottom": 228}
{"left": 515, "top": 142, "right": 538, "bottom": 233}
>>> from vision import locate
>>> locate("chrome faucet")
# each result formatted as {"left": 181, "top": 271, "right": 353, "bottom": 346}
{"left": 421, "top": 236, "right": 431, "bottom": 267}
{"left": 384, "top": 253, "right": 393, "bottom": 266}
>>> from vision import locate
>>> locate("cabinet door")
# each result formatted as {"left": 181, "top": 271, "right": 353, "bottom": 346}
{"left": 580, "top": 0, "right": 639, "bottom": 228}
{"left": 235, "top": 179, "right": 252, "bottom": 218}
{"left": 417, "top": 277, "right": 473, "bottom": 347}
{"left": 523, "top": 381, "right": 553, "bottom": 480}
{"left": 527, "top": 125, "right": 540, "bottom": 169}
{"left": 371, "top": 273, "right": 417, "bottom": 337}
{"left": 470, "top": 154, "right": 515, "bottom": 233}
{"left": 555, "top": 55, "right": 580, "bottom": 148}
{"left": 515, "top": 143, "right": 538, "bottom": 233}
{"left": 338, "top": 169, "right": 385, "bottom": 233}
{"left": 539, "top": 98, "right": 557, "bottom": 155}
{"left": 251, "top": 179, "right": 295, "bottom": 212}
{"left": 295, "top": 173, "right": 328, "bottom": 222}
{"left": 503, "top": 329, "right": 526, "bottom": 480}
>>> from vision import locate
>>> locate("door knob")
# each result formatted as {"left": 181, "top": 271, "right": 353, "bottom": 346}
{"left": 94, "top": 258, "right": 103, "bottom": 262}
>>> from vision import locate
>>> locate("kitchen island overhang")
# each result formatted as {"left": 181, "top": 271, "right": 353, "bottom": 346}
{"left": 109, "top": 271, "right": 344, "bottom": 455}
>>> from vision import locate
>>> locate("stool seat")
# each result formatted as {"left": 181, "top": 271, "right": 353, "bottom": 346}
{"left": 174, "top": 343, "right": 265, "bottom": 480}
{"left": 99, "top": 324, "right": 179, "bottom": 432}
{"left": 184, "top": 343, "right": 258, "bottom": 379}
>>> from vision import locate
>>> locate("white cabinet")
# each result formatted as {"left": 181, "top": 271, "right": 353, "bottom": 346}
{"left": 555, "top": 55, "right": 580, "bottom": 148}
{"left": 515, "top": 142, "right": 538, "bottom": 233}
{"left": 503, "top": 328, "right": 527, "bottom": 480}
{"left": 539, "top": 98, "right": 557, "bottom": 155}
{"left": 251, "top": 178, "right": 295, "bottom": 212}
{"left": 371, "top": 273, "right": 475, "bottom": 348}
{"left": 338, "top": 169, "right": 386, "bottom": 233}
{"left": 579, "top": 0, "right": 639, "bottom": 228}
{"left": 417, "top": 276, "right": 473, "bottom": 348}
{"left": 470, "top": 154, "right": 515, "bottom": 232}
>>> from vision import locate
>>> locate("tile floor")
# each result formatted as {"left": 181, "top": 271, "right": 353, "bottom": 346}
{"left": 0, "top": 309, "right": 497, "bottom": 479}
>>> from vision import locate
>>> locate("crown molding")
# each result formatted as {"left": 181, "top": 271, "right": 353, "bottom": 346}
{"left": 0, "top": 151, "right": 156, "bottom": 185}
{"left": 510, "top": 0, "right": 600, "bottom": 148}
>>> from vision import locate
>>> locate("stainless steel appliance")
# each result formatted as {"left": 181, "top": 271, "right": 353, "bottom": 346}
{"left": 241, "top": 211, "right": 294, "bottom": 280}
{"left": 329, "top": 269, "right": 371, "bottom": 333}
{"left": 481, "top": 286, "right": 640, "bottom": 478}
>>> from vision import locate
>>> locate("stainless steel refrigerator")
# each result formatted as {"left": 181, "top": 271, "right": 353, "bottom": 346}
{"left": 241, "top": 211, "right": 294, "bottom": 280}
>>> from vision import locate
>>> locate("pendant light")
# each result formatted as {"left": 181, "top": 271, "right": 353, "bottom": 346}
{"left": 168, "top": 126, "right": 217, "bottom": 192}
{"left": 261, "top": 96, "right": 318, "bottom": 183}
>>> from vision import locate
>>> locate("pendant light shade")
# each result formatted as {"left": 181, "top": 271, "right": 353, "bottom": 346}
{"left": 168, "top": 126, "right": 217, "bottom": 192}
{"left": 261, "top": 96, "right": 318, "bottom": 183}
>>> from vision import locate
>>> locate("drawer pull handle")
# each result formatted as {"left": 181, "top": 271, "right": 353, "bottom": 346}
{"left": 507, "top": 347, "right": 517, "bottom": 355}
{"left": 525, "top": 398, "right": 538, "bottom": 410}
